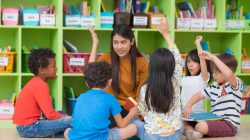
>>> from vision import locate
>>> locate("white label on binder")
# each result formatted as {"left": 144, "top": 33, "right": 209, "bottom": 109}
{"left": 151, "top": 17, "right": 161, "bottom": 25}
{"left": 226, "top": 20, "right": 244, "bottom": 29}
{"left": 133, "top": 16, "right": 148, "bottom": 25}
{"left": 81, "top": 17, "right": 95, "bottom": 27}
{"left": 0, "top": 106, "right": 14, "bottom": 115}
{"left": 191, "top": 18, "right": 204, "bottom": 29}
{"left": 204, "top": 19, "right": 217, "bottom": 29}
{"left": 69, "top": 58, "right": 85, "bottom": 66}
{"left": 0, "top": 57, "right": 8, "bottom": 66}
{"left": 176, "top": 18, "right": 190, "bottom": 29}
{"left": 242, "top": 61, "right": 250, "bottom": 69}
{"left": 101, "top": 16, "right": 114, "bottom": 24}
{"left": 241, "top": 100, "right": 246, "bottom": 110}
{"left": 2, "top": 13, "right": 18, "bottom": 21}
{"left": 66, "top": 16, "right": 80, "bottom": 26}
{"left": 40, "top": 14, "right": 55, "bottom": 25}
{"left": 24, "top": 14, "right": 39, "bottom": 22}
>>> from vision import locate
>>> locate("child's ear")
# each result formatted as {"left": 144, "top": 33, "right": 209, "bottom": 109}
{"left": 38, "top": 67, "right": 45, "bottom": 75}
{"left": 107, "top": 79, "right": 112, "bottom": 87}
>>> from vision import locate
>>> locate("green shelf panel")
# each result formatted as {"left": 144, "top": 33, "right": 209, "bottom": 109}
{"left": 137, "top": 31, "right": 167, "bottom": 55}
{"left": 0, "top": 120, "right": 15, "bottom": 128}
{"left": 0, "top": 28, "right": 20, "bottom": 73}
{"left": 63, "top": 30, "right": 111, "bottom": 53}
{"left": 0, "top": 76, "right": 19, "bottom": 100}
{"left": 63, "top": 73, "right": 83, "bottom": 77}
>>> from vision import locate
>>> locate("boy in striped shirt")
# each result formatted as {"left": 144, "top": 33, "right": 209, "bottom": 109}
{"left": 183, "top": 51, "right": 243, "bottom": 139}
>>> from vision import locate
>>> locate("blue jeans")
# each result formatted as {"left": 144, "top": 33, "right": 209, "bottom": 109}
{"left": 132, "top": 119, "right": 183, "bottom": 140}
{"left": 16, "top": 116, "right": 73, "bottom": 138}
{"left": 108, "top": 127, "right": 121, "bottom": 140}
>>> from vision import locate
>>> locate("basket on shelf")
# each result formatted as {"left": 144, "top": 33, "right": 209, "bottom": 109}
{"left": 0, "top": 52, "right": 16, "bottom": 73}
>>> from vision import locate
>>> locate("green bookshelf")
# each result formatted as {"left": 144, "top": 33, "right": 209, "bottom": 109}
{"left": 0, "top": 0, "right": 249, "bottom": 128}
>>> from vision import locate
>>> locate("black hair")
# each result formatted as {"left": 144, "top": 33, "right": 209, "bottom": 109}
{"left": 110, "top": 23, "right": 143, "bottom": 94}
{"left": 84, "top": 62, "right": 112, "bottom": 88}
{"left": 185, "top": 49, "right": 212, "bottom": 82}
{"left": 28, "top": 48, "right": 55, "bottom": 76}
{"left": 185, "top": 49, "right": 201, "bottom": 76}
{"left": 145, "top": 48, "right": 175, "bottom": 113}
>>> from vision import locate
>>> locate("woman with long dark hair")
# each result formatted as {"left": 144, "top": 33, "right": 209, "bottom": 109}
{"left": 89, "top": 24, "right": 148, "bottom": 127}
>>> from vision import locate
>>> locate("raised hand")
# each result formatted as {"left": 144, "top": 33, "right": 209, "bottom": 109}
{"left": 195, "top": 35, "right": 203, "bottom": 44}
{"left": 158, "top": 17, "right": 170, "bottom": 35}
{"left": 88, "top": 25, "right": 99, "bottom": 47}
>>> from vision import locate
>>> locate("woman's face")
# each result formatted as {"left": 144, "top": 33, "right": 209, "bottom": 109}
{"left": 112, "top": 34, "right": 134, "bottom": 58}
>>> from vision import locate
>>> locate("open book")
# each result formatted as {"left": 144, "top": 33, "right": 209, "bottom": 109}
{"left": 124, "top": 97, "right": 137, "bottom": 111}
{"left": 182, "top": 112, "right": 222, "bottom": 121}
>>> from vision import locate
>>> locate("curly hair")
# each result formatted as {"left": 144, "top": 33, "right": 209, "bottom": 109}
{"left": 28, "top": 48, "right": 55, "bottom": 75}
{"left": 83, "top": 62, "right": 112, "bottom": 88}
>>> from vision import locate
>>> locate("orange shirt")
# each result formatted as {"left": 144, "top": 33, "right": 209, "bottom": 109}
{"left": 13, "top": 77, "right": 67, "bottom": 126}
{"left": 98, "top": 53, "right": 148, "bottom": 106}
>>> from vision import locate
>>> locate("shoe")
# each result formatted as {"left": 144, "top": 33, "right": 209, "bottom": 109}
{"left": 185, "top": 130, "right": 203, "bottom": 140}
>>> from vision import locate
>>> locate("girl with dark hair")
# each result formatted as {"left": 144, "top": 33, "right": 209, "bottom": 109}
{"left": 181, "top": 36, "right": 210, "bottom": 138}
{"left": 89, "top": 24, "right": 148, "bottom": 127}
{"left": 181, "top": 36, "right": 210, "bottom": 113}
{"left": 132, "top": 18, "right": 183, "bottom": 140}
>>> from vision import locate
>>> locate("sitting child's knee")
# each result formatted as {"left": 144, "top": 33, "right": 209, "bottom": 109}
{"left": 194, "top": 121, "right": 208, "bottom": 134}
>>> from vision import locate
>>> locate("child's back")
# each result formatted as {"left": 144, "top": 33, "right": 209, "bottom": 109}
{"left": 68, "top": 89, "right": 121, "bottom": 139}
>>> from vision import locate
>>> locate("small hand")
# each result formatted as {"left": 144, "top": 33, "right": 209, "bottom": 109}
{"left": 183, "top": 105, "right": 192, "bottom": 119}
{"left": 200, "top": 51, "right": 216, "bottom": 61}
{"left": 88, "top": 25, "right": 99, "bottom": 47}
{"left": 129, "top": 106, "right": 139, "bottom": 117}
{"left": 195, "top": 35, "right": 203, "bottom": 44}
{"left": 158, "top": 17, "right": 170, "bottom": 35}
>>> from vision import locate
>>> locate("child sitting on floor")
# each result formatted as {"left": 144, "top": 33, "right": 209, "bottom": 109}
{"left": 13, "top": 48, "right": 72, "bottom": 138}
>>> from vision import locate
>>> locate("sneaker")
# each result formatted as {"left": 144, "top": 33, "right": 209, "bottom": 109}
{"left": 185, "top": 130, "right": 203, "bottom": 140}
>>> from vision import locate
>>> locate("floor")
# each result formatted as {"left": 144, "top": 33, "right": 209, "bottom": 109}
{"left": 0, "top": 119, "right": 249, "bottom": 140}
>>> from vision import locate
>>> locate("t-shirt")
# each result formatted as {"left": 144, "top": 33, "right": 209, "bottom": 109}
{"left": 13, "top": 77, "right": 66, "bottom": 126}
{"left": 68, "top": 89, "right": 122, "bottom": 140}
{"left": 98, "top": 53, "right": 148, "bottom": 106}
{"left": 201, "top": 77, "right": 243, "bottom": 131}
{"left": 181, "top": 73, "right": 210, "bottom": 112}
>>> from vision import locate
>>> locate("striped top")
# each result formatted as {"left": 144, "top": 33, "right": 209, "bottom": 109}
{"left": 201, "top": 77, "right": 243, "bottom": 131}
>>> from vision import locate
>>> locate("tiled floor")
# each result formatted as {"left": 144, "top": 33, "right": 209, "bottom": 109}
{"left": 1, "top": 119, "right": 249, "bottom": 140}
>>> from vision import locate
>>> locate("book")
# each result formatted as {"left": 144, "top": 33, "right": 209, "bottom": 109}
{"left": 124, "top": 97, "right": 137, "bottom": 111}
{"left": 182, "top": 112, "right": 222, "bottom": 121}
{"left": 63, "top": 40, "right": 78, "bottom": 53}
{"left": 141, "top": 2, "right": 150, "bottom": 14}
{"left": 64, "top": 87, "right": 75, "bottom": 99}
{"left": 101, "top": 0, "right": 106, "bottom": 12}
{"left": 200, "top": 41, "right": 210, "bottom": 52}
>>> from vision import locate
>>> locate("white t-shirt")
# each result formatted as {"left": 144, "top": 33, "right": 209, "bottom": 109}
{"left": 181, "top": 73, "right": 209, "bottom": 113}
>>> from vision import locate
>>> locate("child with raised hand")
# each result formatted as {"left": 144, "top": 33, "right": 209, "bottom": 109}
{"left": 13, "top": 48, "right": 72, "bottom": 138}
{"left": 183, "top": 51, "right": 243, "bottom": 139}
{"left": 132, "top": 18, "right": 183, "bottom": 140}
{"left": 64, "top": 61, "right": 139, "bottom": 140}
{"left": 181, "top": 35, "right": 210, "bottom": 135}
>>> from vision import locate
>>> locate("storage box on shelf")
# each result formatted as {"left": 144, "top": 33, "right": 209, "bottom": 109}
{"left": 2, "top": 8, "right": 19, "bottom": 25}
{"left": 0, "top": 52, "right": 16, "bottom": 73}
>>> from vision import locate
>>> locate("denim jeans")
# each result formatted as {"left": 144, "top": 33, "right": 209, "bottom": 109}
{"left": 132, "top": 119, "right": 183, "bottom": 140}
{"left": 16, "top": 116, "right": 73, "bottom": 138}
